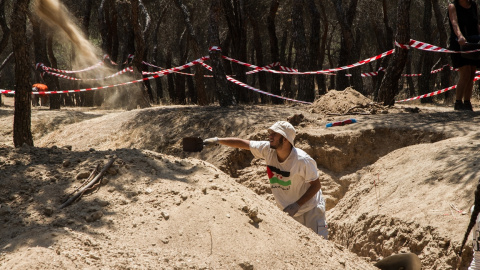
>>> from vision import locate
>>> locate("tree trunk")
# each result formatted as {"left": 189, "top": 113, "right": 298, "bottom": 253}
{"left": 109, "top": 0, "right": 119, "bottom": 63}
{"left": 81, "top": 0, "right": 94, "bottom": 38}
{"left": 80, "top": 0, "right": 94, "bottom": 108}
{"left": 152, "top": 14, "right": 165, "bottom": 104}
{"left": 118, "top": 1, "right": 135, "bottom": 67}
{"left": 12, "top": 0, "right": 33, "bottom": 147}
{"left": 317, "top": 0, "right": 329, "bottom": 95}
{"left": 326, "top": 26, "right": 336, "bottom": 90}
{"left": 96, "top": 0, "right": 110, "bottom": 107}
{"left": 267, "top": 0, "right": 281, "bottom": 103}
{"left": 405, "top": 54, "right": 415, "bottom": 97}
{"left": 174, "top": 0, "right": 208, "bottom": 105}
{"left": 166, "top": 51, "right": 175, "bottom": 102}
{"left": 431, "top": 0, "right": 452, "bottom": 103}
{"left": 221, "top": 33, "right": 233, "bottom": 79}
{"left": 0, "top": 0, "right": 10, "bottom": 56}
{"left": 374, "top": 0, "right": 395, "bottom": 99}
{"left": 378, "top": 0, "right": 412, "bottom": 106}
{"left": 246, "top": 0, "right": 267, "bottom": 103}
{"left": 418, "top": 0, "right": 434, "bottom": 103}
{"left": 47, "top": 35, "right": 61, "bottom": 109}
{"left": 280, "top": 32, "right": 293, "bottom": 98}
{"left": 209, "top": 0, "right": 236, "bottom": 106}
{"left": 31, "top": 15, "right": 58, "bottom": 108}
{"left": 307, "top": 0, "right": 321, "bottom": 99}
{"left": 130, "top": 0, "right": 150, "bottom": 109}
{"left": 222, "top": 0, "right": 248, "bottom": 103}
{"left": 0, "top": 0, "right": 10, "bottom": 106}
{"left": 331, "top": 0, "right": 360, "bottom": 92}
{"left": 185, "top": 67, "right": 195, "bottom": 103}
{"left": 174, "top": 29, "right": 187, "bottom": 104}
{"left": 292, "top": 0, "right": 314, "bottom": 102}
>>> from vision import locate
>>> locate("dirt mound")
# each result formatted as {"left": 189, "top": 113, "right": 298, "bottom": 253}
{"left": 311, "top": 87, "right": 380, "bottom": 115}
{"left": 2, "top": 96, "right": 480, "bottom": 269}
{"left": 0, "top": 144, "right": 376, "bottom": 269}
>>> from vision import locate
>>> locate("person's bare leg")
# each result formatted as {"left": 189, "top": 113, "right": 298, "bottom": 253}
{"left": 464, "top": 66, "right": 476, "bottom": 100}
{"left": 456, "top": 66, "right": 470, "bottom": 101}
{"left": 462, "top": 66, "right": 476, "bottom": 111}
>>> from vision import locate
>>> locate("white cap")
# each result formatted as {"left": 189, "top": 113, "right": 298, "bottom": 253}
{"left": 268, "top": 121, "right": 296, "bottom": 146}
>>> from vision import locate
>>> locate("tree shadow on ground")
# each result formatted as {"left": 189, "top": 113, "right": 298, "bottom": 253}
{"left": 0, "top": 146, "right": 203, "bottom": 253}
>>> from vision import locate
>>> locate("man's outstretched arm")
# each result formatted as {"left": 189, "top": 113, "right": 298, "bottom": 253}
{"left": 204, "top": 137, "right": 250, "bottom": 150}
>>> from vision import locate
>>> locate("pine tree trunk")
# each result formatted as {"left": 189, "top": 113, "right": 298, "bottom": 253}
{"left": 292, "top": 0, "right": 314, "bottom": 102}
{"left": 431, "top": 0, "right": 452, "bottom": 103}
{"left": 0, "top": 0, "right": 10, "bottom": 56}
{"left": 47, "top": 35, "right": 61, "bottom": 109}
{"left": 267, "top": 0, "right": 282, "bottom": 104}
{"left": 248, "top": 11, "right": 267, "bottom": 103}
{"left": 222, "top": 0, "right": 248, "bottom": 103}
{"left": 378, "top": 0, "right": 412, "bottom": 106}
{"left": 418, "top": 0, "right": 433, "bottom": 103}
{"left": 331, "top": 0, "right": 359, "bottom": 92}
{"left": 209, "top": 0, "right": 236, "bottom": 107}
{"left": 318, "top": 1, "right": 329, "bottom": 95}
{"left": 130, "top": 0, "right": 150, "bottom": 109}
{"left": 12, "top": 0, "right": 33, "bottom": 147}
{"left": 174, "top": 0, "right": 207, "bottom": 105}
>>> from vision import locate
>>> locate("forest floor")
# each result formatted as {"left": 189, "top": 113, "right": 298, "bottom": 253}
{"left": 0, "top": 89, "right": 479, "bottom": 269}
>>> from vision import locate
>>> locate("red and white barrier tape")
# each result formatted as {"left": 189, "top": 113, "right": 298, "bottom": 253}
{"left": 279, "top": 66, "right": 299, "bottom": 72}
{"left": 43, "top": 66, "right": 133, "bottom": 81}
{"left": 398, "top": 39, "right": 480, "bottom": 54}
{"left": 245, "top": 62, "right": 281, "bottom": 74}
{"left": 142, "top": 61, "right": 198, "bottom": 77}
{"left": 395, "top": 76, "right": 480, "bottom": 103}
{"left": 345, "top": 67, "right": 385, "bottom": 77}
{"left": 209, "top": 46, "right": 222, "bottom": 52}
{"left": 142, "top": 57, "right": 209, "bottom": 75}
{"left": 200, "top": 62, "right": 312, "bottom": 105}
{"left": 144, "top": 60, "right": 283, "bottom": 77}
{"left": 38, "top": 61, "right": 105, "bottom": 74}
{"left": 1, "top": 57, "right": 209, "bottom": 95}
{"left": 395, "top": 41, "right": 411, "bottom": 50}
{"left": 0, "top": 89, "right": 13, "bottom": 94}
{"left": 223, "top": 50, "right": 395, "bottom": 75}
{"left": 103, "top": 55, "right": 118, "bottom": 65}
{"left": 395, "top": 85, "right": 457, "bottom": 103}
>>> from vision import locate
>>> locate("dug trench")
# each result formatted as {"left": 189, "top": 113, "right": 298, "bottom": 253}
{"left": 3, "top": 95, "right": 480, "bottom": 268}
{"left": 216, "top": 126, "right": 472, "bottom": 269}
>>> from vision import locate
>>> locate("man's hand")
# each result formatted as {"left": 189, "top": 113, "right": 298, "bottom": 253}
{"left": 203, "top": 137, "right": 219, "bottom": 148}
{"left": 283, "top": 202, "right": 300, "bottom": 217}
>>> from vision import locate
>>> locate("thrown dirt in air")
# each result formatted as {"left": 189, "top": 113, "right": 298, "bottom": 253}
{"left": 34, "top": 0, "right": 98, "bottom": 66}
{"left": 33, "top": 0, "right": 139, "bottom": 108}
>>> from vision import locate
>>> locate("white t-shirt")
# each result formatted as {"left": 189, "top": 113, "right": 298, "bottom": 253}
{"left": 470, "top": 206, "right": 480, "bottom": 270}
{"left": 249, "top": 141, "right": 324, "bottom": 217}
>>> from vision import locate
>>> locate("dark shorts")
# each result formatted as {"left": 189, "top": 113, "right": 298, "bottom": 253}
{"left": 449, "top": 37, "right": 480, "bottom": 69}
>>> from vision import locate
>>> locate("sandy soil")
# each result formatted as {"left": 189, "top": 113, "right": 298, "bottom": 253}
{"left": 0, "top": 89, "right": 479, "bottom": 269}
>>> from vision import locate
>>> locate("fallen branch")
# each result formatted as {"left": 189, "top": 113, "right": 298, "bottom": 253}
{"left": 63, "top": 164, "right": 100, "bottom": 200}
{"left": 59, "top": 158, "right": 116, "bottom": 209}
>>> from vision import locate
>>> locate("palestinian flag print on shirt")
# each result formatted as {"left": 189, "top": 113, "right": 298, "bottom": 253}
{"left": 267, "top": 165, "right": 291, "bottom": 189}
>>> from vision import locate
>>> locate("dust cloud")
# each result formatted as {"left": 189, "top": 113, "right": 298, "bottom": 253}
{"left": 34, "top": 0, "right": 98, "bottom": 67}
{"left": 33, "top": 0, "right": 137, "bottom": 108}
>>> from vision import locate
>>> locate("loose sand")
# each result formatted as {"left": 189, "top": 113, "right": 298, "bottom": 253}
{"left": 0, "top": 89, "right": 478, "bottom": 269}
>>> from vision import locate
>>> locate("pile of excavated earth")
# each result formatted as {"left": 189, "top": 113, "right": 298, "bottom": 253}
{"left": 1, "top": 88, "right": 479, "bottom": 269}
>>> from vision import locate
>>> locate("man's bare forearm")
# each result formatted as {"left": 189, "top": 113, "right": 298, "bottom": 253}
{"left": 218, "top": 138, "right": 250, "bottom": 150}
{"left": 297, "top": 179, "right": 321, "bottom": 206}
